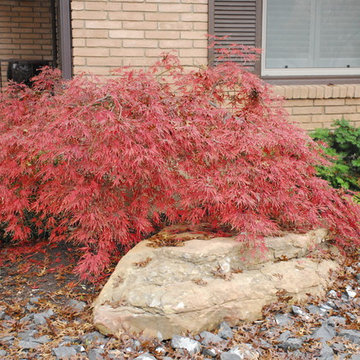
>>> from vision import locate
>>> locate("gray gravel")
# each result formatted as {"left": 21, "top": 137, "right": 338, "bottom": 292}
{"left": 0, "top": 258, "right": 358, "bottom": 359}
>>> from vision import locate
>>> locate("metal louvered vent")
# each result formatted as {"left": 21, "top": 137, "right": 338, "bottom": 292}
{"left": 209, "top": 0, "right": 259, "bottom": 72}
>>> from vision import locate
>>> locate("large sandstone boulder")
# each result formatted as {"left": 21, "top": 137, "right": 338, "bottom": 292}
{"left": 93, "top": 226, "right": 340, "bottom": 339}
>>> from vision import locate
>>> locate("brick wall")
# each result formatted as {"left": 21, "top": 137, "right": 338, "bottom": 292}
{"left": 71, "top": 0, "right": 208, "bottom": 76}
{"left": 0, "top": 0, "right": 53, "bottom": 87}
{"left": 274, "top": 85, "right": 360, "bottom": 131}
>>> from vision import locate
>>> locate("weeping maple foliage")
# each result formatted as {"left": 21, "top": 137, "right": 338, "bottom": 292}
{"left": 0, "top": 53, "right": 359, "bottom": 280}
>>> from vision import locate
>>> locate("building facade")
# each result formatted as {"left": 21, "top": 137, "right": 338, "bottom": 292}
{"left": 1, "top": 0, "right": 360, "bottom": 130}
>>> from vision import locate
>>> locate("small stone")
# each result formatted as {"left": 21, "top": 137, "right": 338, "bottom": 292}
{"left": 327, "top": 290, "right": 337, "bottom": 298}
{"left": 278, "top": 337, "right": 303, "bottom": 351}
{"left": 229, "top": 344, "right": 259, "bottom": 359}
{"left": 320, "top": 343, "right": 334, "bottom": 359}
{"left": 327, "top": 316, "right": 346, "bottom": 326}
{"left": 345, "top": 286, "right": 356, "bottom": 299}
{"left": 200, "top": 331, "right": 224, "bottom": 346}
{"left": 331, "top": 342, "right": 345, "bottom": 353}
{"left": 0, "top": 336, "right": 14, "bottom": 343}
{"left": 53, "top": 346, "right": 78, "bottom": 359}
{"left": 311, "top": 320, "right": 336, "bottom": 343}
{"left": 258, "top": 339, "right": 271, "bottom": 349}
{"left": 33, "top": 335, "right": 51, "bottom": 344}
{"left": 275, "top": 313, "right": 293, "bottom": 327}
{"left": 0, "top": 310, "right": 6, "bottom": 320}
{"left": 278, "top": 330, "right": 291, "bottom": 343}
{"left": 220, "top": 352, "right": 241, "bottom": 360}
{"left": 29, "top": 296, "right": 40, "bottom": 304}
{"left": 0, "top": 350, "right": 7, "bottom": 356}
{"left": 307, "top": 304, "right": 325, "bottom": 315}
{"left": 339, "top": 329, "right": 360, "bottom": 345}
{"left": 134, "top": 354, "right": 156, "bottom": 360}
{"left": 291, "top": 305, "right": 305, "bottom": 316}
{"left": 81, "top": 331, "right": 106, "bottom": 344}
{"left": 203, "top": 347, "right": 217, "bottom": 357}
{"left": 73, "top": 345, "right": 86, "bottom": 352}
{"left": 356, "top": 274, "right": 360, "bottom": 282}
{"left": 154, "top": 346, "right": 165, "bottom": 354}
{"left": 19, "top": 314, "right": 33, "bottom": 323}
{"left": 171, "top": 335, "right": 201, "bottom": 355}
{"left": 18, "top": 340, "right": 40, "bottom": 349}
{"left": 351, "top": 355, "right": 360, "bottom": 360}
{"left": 18, "top": 329, "right": 38, "bottom": 340}
{"left": 67, "top": 299, "right": 86, "bottom": 312}
{"left": 33, "top": 313, "right": 46, "bottom": 325}
{"left": 88, "top": 349, "right": 104, "bottom": 360}
{"left": 218, "top": 321, "right": 233, "bottom": 339}
{"left": 325, "top": 300, "right": 338, "bottom": 310}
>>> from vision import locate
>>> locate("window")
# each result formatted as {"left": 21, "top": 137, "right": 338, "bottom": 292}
{"left": 262, "top": 0, "right": 360, "bottom": 76}
{"left": 209, "top": 0, "right": 360, "bottom": 81}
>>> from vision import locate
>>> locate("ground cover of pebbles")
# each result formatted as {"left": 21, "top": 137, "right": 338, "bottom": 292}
{"left": 0, "top": 241, "right": 359, "bottom": 360}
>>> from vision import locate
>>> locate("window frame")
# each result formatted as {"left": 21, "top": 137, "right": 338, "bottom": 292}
{"left": 209, "top": 0, "right": 360, "bottom": 84}
{"left": 261, "top": 0, "right": 360, "bottom": 78}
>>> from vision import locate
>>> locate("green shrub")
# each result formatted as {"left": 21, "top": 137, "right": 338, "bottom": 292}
{"left": 311, "top": 119, "right": 360, "bottom": 199}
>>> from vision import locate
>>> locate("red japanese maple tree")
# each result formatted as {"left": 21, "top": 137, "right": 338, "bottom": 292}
{"left": 0, "top": 52, "right": 359, "bottom": 280}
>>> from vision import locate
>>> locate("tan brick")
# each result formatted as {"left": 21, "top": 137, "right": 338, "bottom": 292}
{"left": 345, "top": 113, "right": 360, "bottom": 121}
{"left": 86, "top": 38, "right": 122, "bottom": 47}
{"left": 297, "top": 123, "right": 323, "bottom": 131}
{"left": 193, "top": 22, "right": 208, "bottom": 31}
{"left": 145, "top": 12, "right": 179, "bottom": 21}
{"left": 85, "top": 20, "right": 123, "bottom": 29}
{"left": 109, "top": 30, "right": 144, "bottom": 39}
{"left": 312, "top": 114, "right": 340, "bottom": 122}
{"left": 158, "top": 22, "right": 193, "bottom": 31}
{"left": 324, "top": 86, "right": 334, "bottom": 99}
{"left": 73, "top": 29, "right": 109, "bottom": 38}
{"left": 110, "top": 48, "right": 145, "bottom": 57}
{"left": 109, "top": 12, "right": 144, "bottom": 21}
{"left": 71, "top": 1, "right": 85, "bottom": 10}
{"left": 158, "top": 4, "right": 192, "bottom": 12}
{"left": 293, "top": 107, "right": 323, "bottom": 115}
{"left": 325, "top": 106, "right": 356, "bottom": 114}
{"left": 355, "top": 85, "right": 360, "bottom": 98}
{"left": 179, "top": 48, "right": 207, "bottom": 57}
{"left": 181, "top": 13, "right": 208, "bottom": 22}
{"left": 74, "top": 66, "right": 111, "bottom": 76}
{"left": 73, "top": 48, "right": 109, "bottom": 57}
{"left": 180, "top": 31, "right": 206, "bottom": 40}
{"left": 123, "top": 39, "right": 158, "bottom": 48}
{"left": 145, "top": 30, "right": 179, "bottom": 39}
{"left": 123, "top": 57, "right": 157, "bottom": 67}
{"left": 123, "top": 3, "right": 157, "bottom": 11}
{"left": 283, "top": 99, "right": 313, "bottom": 107}
{"left": 72, "top": 11, "right": 107, "bottom": 20}
{"left": 123, "top": 21, "right": 157, "bottom": 30}
{"left": 193, "top": 39, "right": 208, "bottom": 48}
{"left": 159, "top": 39, "right": 192, "bottom": 48}
{"left": 284, "top": 86, "right": 293, "bottom": 99}
{"left": 314, "top": 99, "right": 345, "bottom": 106}
{"left": 87, "top": 57, "right": 124, "bottom": 66}
{"left": 85, "top": 2, "right": 109, "bottom": 11}
{"left": 289, "top": 115, "right": 313, "bottom": 123}
{"left": 338, "top": 85, "right": 348, "bottom": 98}
{"left": 345, "top": 98, "right": 360, "bottom": 105}
{"left": 346, "top": 85, "right": 355, "bottom": 98}
{"left": 315, "top": 86, "right": 325, "bottom": 99}
{"left": 194, "top": 4, "right": 208, "bottom": 13}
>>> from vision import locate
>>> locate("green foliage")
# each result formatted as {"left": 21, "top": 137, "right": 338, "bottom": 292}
{"left": 311, "top": 119, "right": 360, "bottom": 200}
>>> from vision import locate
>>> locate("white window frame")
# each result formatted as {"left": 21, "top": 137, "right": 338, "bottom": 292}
{"left": 261, "top": 0, "right": 360, "bottom": 77}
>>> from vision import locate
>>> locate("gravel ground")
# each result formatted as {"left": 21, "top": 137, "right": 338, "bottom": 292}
{"left": 0, "top": 242, "right": 359, "bottom": 360}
